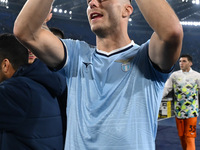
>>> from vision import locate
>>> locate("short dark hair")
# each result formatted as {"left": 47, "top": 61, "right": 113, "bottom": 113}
{"left": 0, "top": 33, "right": 28, "bottom": 70}
{"left": 180, "top": 54, "right": 193, "bottom": 62}
{"left": 49, "top": 27, "right": 65, "bottom": 39}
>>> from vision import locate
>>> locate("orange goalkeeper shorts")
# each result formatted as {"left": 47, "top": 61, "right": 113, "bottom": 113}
{"left": 175, "top": 117, "right": 197, "bottom": 138}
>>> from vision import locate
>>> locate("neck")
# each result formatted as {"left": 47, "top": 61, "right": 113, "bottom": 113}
{"left": 96, "top": 33, "right": 131, "bottom": 52}
{"left": 95, "top": 21, "right": 131, "bottom": 52}
{"left": 182, "top": 68, "right": 191, "bottom": 72}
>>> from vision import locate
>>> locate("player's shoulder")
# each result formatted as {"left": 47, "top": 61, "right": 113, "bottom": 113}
{"left": 172, "top": 70, "right": 181, "bottom": 75}
{"left": 191, "top": 69, "right": 200, "bottom": 76}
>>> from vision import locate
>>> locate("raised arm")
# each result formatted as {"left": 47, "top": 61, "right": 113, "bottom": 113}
{"left": 14, "top": 0, "right": 64, "bottom": 68}
{"left": 135, "top": 0, "right": 183, "bottom": 71}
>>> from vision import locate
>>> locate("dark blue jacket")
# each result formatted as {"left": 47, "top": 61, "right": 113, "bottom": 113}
{"left": 0, "top": 59, "right": 66, "bottom": 150}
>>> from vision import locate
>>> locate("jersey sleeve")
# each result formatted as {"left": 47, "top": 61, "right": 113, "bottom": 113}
{"left": 60, "top": 39, "right": 95, "bottom": 78}
{"left": 163, "top": 74, "right": 173, "bottom": 98}
{"left": 138, "top": 40, "right": 172, "bottom": 85}
{"left": 196, "top": 72, "right": 200, "bottom": 88}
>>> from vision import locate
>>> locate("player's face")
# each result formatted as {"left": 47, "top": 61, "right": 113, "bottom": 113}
{"left": 28, "top": 50, "right": 37, "bottom": 64}
{"left": 179, "top": 57, "right": 192, "bottom": 72}
{"left": 86, "top": 0, "right": 125, "bottom": 36}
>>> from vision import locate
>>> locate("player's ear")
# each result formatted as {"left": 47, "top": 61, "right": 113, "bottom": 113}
{"left": 190, "top": 61, "right": 193, "bottom": 66}
{"left": 1, "top": 58, "right": 15, "bottom": 78}
{"left": 122, "top": 4, "right": 133, "bottom": 18}
{"left": 1, "top": 59, "right": 10, "bottom": 73}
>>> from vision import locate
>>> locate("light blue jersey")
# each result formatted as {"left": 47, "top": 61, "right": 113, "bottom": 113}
{"left": 61, "top": 39, "right": 170, "bottom": 150}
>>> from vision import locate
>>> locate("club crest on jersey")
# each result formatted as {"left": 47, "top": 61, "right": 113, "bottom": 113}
{"left": 122, "top": 63, "right": 131, "bottom": 72}
{"left": 115, "top": 57, "right": 134, "bottom": 72}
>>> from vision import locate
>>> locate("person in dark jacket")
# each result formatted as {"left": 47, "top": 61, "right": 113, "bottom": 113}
{"left": 0, "top": 33, "right": 66, "bottom": 150}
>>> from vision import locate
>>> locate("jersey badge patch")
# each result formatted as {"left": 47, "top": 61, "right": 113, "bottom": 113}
{"left": 115, "top": 57, "right": 134, "bottom": 72}
{"left": 122, "top": 63, "right": 131, "bottom": 72}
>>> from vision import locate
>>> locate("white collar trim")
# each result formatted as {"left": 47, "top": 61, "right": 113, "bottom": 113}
{"left": 96, "top": 40, "right": 135, "bottom": 56}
